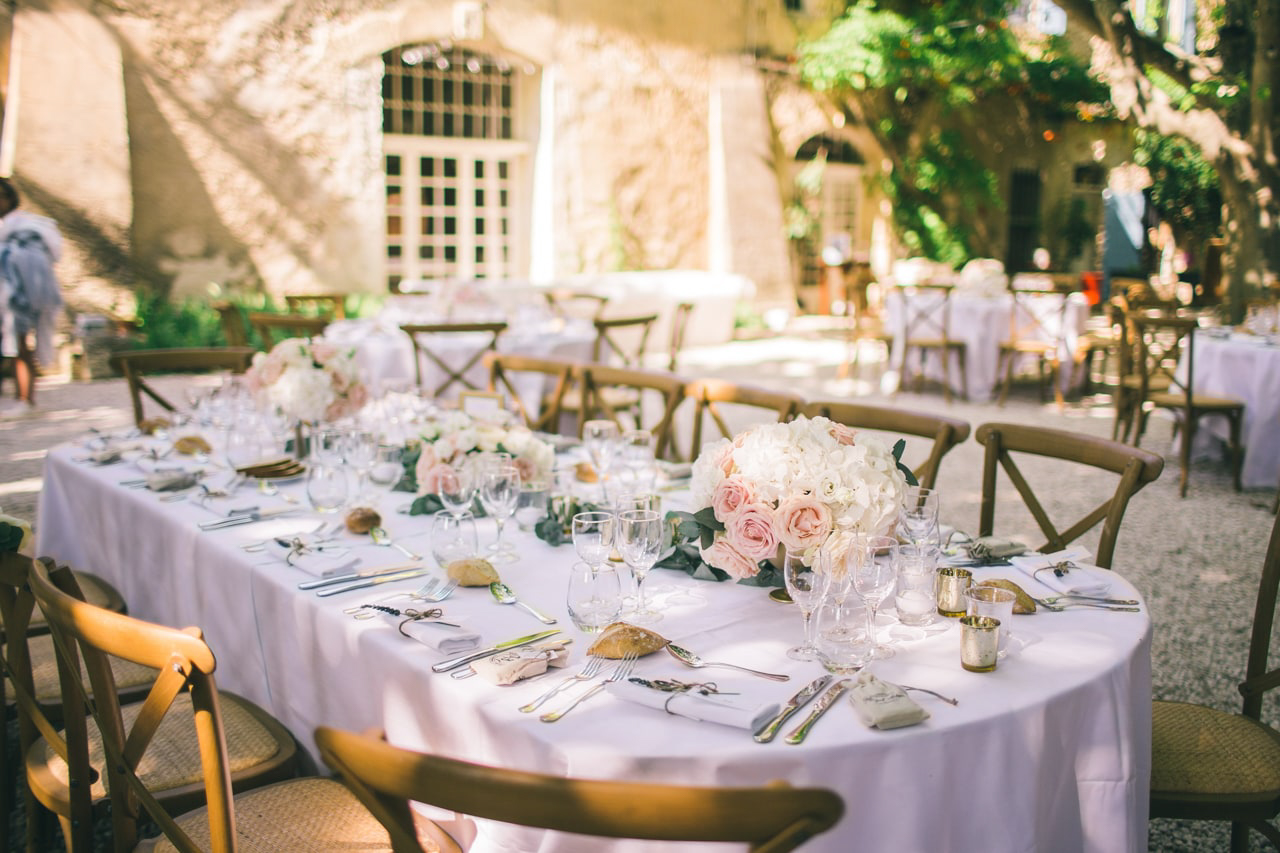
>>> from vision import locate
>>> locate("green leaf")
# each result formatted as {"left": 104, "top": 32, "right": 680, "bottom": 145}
{"left": 408, "top": 494, "right": 445, "bottom": 516}
{"left": 534, "top": 515, "right": 570, "bottom": 546}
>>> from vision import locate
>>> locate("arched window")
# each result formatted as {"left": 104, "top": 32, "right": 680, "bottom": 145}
{"left": 382, "top": 45, "right": 528, "bottom": 290}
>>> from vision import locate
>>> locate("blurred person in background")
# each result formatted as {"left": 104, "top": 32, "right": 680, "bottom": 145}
{"left": 0, "top": 177, "right": 63, "bottom": 415}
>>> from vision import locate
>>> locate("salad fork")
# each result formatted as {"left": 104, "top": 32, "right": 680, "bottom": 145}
{"left": 415, "top": 578, "right": 459, "bottom": 603}
{"left": 1029, "top": 595, "right": 1140, "bottom": 612}
{"left": 519, "top": 654, "right": 606, "bottom": 713}
{"left": 540, "top": 652, "right": 638, "bottom": 722}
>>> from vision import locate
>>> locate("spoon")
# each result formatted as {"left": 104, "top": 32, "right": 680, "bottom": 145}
{"left": 370, "top": 527, "right": 422, "bottom": 560}
{"left": 665, "top": 643, "right": 790, "bottom": 682}
{"left": 489, "top": 581, "right": 557, "bottom": 624}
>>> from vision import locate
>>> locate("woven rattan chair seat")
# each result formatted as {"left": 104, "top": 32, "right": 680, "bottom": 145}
{"left": 1152, "top": 701, "right": 1280, "bottom": 797}
{"left": 1147, "top": 390, "right": 1246, "bottom": 411}
{"left": 147, "top": 777, "right": 411, "bottom": 853}
{"left": 23, "top": 633, "right": 154, "bottom": 702}
{"left": 44, "top": 691, "right": 282, "bottom": 796}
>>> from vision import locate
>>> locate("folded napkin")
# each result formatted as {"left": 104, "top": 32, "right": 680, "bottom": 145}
{"left": 968, "top": 536, "right": 1029, "bottom": 561}
{"left": 146, "top": 469, "right": 199, "bottom": 492}
{"left": 605, "top": 680, "right": 780, "bottom": 730}
{"left": 266, "top": 535, "right": 357, "bottom": 578}
{"left": 847, "top": 673, "right": 929, "bottom": 730}
{"left": 471, "top": 640, "right": 571, "bottom": 685}
{"left": 1009, "top": 547, "right": 1111, "bottom": 596}
{"left": 86, "top": 448, "right": 124, "bottom": 465}
{"left": 399, "top": 618, "right": 483, "bottom": 656}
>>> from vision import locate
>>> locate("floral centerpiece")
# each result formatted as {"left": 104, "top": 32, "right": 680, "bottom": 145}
{"left": 406, "top": 409, "right": 556, "bottom": 515}
{"left": 244, "top": 339, "right": 368, "bottom": 425}
{"left": 658, "top": 415, "right": 912, "bottom": 587}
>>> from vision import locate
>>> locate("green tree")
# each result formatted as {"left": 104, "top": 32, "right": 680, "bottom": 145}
{"left": 1051, "top": 0, "right": 1278, "bottom": 319}
{"left": 798, "top": 0, "right": 1108, "bottom": 266}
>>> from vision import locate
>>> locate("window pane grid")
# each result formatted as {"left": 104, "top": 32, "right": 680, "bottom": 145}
{"left": 382, "top": 46, "right": 514, "bottom": 140}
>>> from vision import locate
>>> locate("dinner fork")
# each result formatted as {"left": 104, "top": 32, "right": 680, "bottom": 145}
{"left": 518, "top": 654, "right": 606, "bottom": 713}
{"left": 1029, "top": 596, "right": 1140, "bottom": 613}
{"left": 415, "top": 578, "right": 459, "bottom": 602}
{"left": 540, "top": 652, "right": 638, "bottom": 722}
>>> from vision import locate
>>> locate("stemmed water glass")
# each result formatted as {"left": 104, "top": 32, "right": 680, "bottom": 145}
{"left": 367, "top": 444, "right": 405, "bottom": 506}
{"left": 853, "top": 535, "right": 900, "bottom": 660}
{"left": 343, "top": 429, "right": 377, "bottom": 503}
{"left": 572, "top": 511, "right": 615, "bottom": 573}
{"left": 437, "top": 461, "right": 476, "bottom": 519}
{"left": 618, "top": 429, "right": 657, "bottom": 494}
{"left": 583, "top": 420, "right": 620, "bottom": 499}
{"left": 617, "top": 509, "right": 663, "bottom": 623}
{"left": 782, "top": 549, "right": 822, "bottom": 661}
{"left": 477, "top": 463, "right": 521, "bottom": 563}
{"left": 899, "top": 486, "right": 940, "bottom": 548}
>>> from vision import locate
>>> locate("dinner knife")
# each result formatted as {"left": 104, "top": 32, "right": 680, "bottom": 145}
{"left": 315, "top": 568, "right": 432, "bottom": 597}
{"left": 753, "top": 675, "right": 832, "bottom": 744}
{"left": 783, "top": 679, "right": 851, "bottom": 745}
{"left": 432, "top": 629, "right": 562, "bottom": 673}
{"left": 297, "top": 562, "right": 422, "bottom": 590}
{"left": 198, "top": 506, "right": 302, "bottom": 530}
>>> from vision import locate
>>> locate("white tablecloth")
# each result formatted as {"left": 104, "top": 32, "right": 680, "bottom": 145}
{"left": 37, "top": 440, "right": 1150, "bottom": 853}
{"left": 1178, "top": 331, "right": 1280, "bottom": 490}
{"left": 884, "top": 289, "right": 1090, "bottom": 403}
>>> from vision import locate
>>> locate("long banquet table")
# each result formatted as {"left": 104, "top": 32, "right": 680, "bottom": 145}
{"left": 37, "top": 439, "right": 1151, "bottom": 853}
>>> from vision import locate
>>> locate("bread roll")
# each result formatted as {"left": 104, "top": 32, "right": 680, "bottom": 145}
{"left": 138, "top": 416, "right": 171, "bottom": 435}
{"left": 446, "top": 557, "right": 500, "bottom": 587}
{"left": 173, "top": 435, "right": 211, "bottom": 456}
{"left": 575, "top": 461, "right": 598, "bottom": 483}
{"left": 344, "top": 507, "right": 382, "bottom": 534}
{"left": 586, "top": 621, "right": 668, "bottom": 659}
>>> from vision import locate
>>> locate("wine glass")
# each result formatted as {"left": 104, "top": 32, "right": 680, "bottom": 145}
{"left": 582, "top": 420, "right": 620, "bottom": 497}
{"left": 367, "top": 444, "right": 405, "bottom": 506}
{"left": 430, "top": 510, "right": 478, "bottom": 569}
{"left": 852, "top": 535, "right": 900, "bottom": 660}
{"left": 618, "top": 429, "right": 657, "bottom": 494}
{"left": 477, "top": 463, "right": 521, "bottom": 563}
{"left": 899, "top": 486, "right": 940, "bottom": 548}
{"left": 437, "top": 461, "right": 475, "bottom": 519}
{"left": 566, "top": 560, "right": 623, "bottom": 633}
{"left": 781, "top": 549, "right": 822, "bottom": 661}
{"left": 572, "top": 511, "right": 615, "bottom": 572}
{"left": 343, "top": 429, "right": 377, "bottom": 502}
{"left": 617, "top": 509, "right": 663, "bottom": 623}
{"left": 306, "top": 463, "right": 349, "bottom": 513}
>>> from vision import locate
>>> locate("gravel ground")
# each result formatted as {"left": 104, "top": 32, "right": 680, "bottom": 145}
{"left": 1, "top": 331, "right": 1277, "bottom": 852}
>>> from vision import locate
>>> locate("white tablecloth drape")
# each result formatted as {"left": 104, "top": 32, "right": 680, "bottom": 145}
{"left": 37, "top": 440, "right": 1151, "bottom": 853}
{"left": 1177, "top": 331, "right": 1280, "bottom": 490}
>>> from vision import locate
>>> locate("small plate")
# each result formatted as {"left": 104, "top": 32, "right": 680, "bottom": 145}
{"left": 769, "top": 588, "right": 793, "bottom": 604}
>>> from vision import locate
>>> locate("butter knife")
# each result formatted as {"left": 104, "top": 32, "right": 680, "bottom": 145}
{"left": 753, "top": 675, "right": 832, "bottom": 743}
{"left": 315, "top": 568, "right": 432, "bottom": 597}
{"left": 198, "top": 505, "right": 301, "bottom": 530}
{"left": 432, "top": 629, "right": 562, "bottom": 673}
{"left": 297, "top": 562, "right": 421, "bottom": 590}
{"left": 784, "top": 679, "right": 851, "bottom": 745}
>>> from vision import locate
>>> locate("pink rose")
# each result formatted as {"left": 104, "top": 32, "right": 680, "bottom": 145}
{"left": 513, "top": 455, "right": 537, "bottom": 483}
{"left": 828, "top": 422, "right": 857, "bottom": 446}
{"left": 725, "top": 502, "right": 779, "bottom": 563}
{"left": 711, "top": 476, "right": 755, "bottom": 521}
{"left": 417, "top": 462, "right": 458, "bottom": 497}
{"left": 774, "top": 495, "right": 833, "bottom": 552}
{"left": 310, "top": 342, "right": 339, "bottom": 363}
{"left": 712, "top": 442, "right": 736, "bottom": 477}
{"left": 702, "top": 537, "right": 761, "bottom": 581}
{"left": 324, "top": 398, "right": 350, "bottom": 422}
{"left": 328, "top": 365, "right": 351, "bottom": 393}
{"left": 346, "top": 382, "right": 369, "bottom": 409}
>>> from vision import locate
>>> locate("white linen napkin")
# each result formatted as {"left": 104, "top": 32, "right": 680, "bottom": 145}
{"left": 145, "top": 469, "right": 199, "bottom": 492}
{"left": 1009, "top": 547, "right": 1112, "bottom": 596}
{"left": 605, "top": 680, "right": 780, "bottom": 730}
{"left": 266, "top": 535, "right": 358, "bottom": 579}
{"left": 398, "top": 618, "right": 482, "bottom": 655}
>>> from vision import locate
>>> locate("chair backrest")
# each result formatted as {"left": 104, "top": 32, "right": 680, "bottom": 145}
{"left": 246, "top": 312, "right": 331, "bottom": 349}
{"left": 668, "top": 301, "right": 696, "bottom": 372}
{"left": 283, "top": 293, "right": 347, "bottom": 318}
{"left": 684, "top": 378, "right": 803, "bottom": 459}
{"left": 484, "top": 352, "right": 580, "bottom": 436}
{"left": 578, "top": 364, "right": 687, "bottom": 461}
{"left": 27, "top": 557, "right": 240, "bottom": 853}
{"left": 212, "top": 303, "right": 250, "bottom": 348}
{"left": 1238, "top": 512, "right": 1280, "bottom": 720}
{"left": 895, "top": 283, "right": 956, "bottom": 344}
{"left": 1007, "top": 287, "right": 1070, "bottom": 349}
{"left": 592, "top": 313, "right": 658, "bottom": 367}
{"left": 1130, "top": 313, "right": 1199, "bottom": 408}
{"left": 975, "top": 422, "right": 1164, "bottom": 568}
{"left": 543, "top": 288, "right": 610, "bottom": 322}
{"left": 401, "top": 322, "right": 508, "bottom": 398}
{"left": 801, "top": 400, "right": 970, "bottom": 491}
{"left": 315, "top": 726, "right": 844, "bottom": 853}
{"left": 108, "top": 347, "right": 256, "bottom": 426}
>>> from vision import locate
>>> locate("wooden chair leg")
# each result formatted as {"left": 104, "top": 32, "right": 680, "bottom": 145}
{"left": 957, "top": 347, "right": 968, "bottom": 402}
{"left": 1229, "top": 412, "right": 1244, "bottom": 493}
{"left": 1179, "top": 415, "right": 1194, "bottom": 498}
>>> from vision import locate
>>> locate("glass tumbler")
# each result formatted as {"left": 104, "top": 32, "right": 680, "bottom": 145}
{"left": 306, "top": 463, "right": 349, "bottom": 513}
{"left": 566, "top": 560, "right": 623, "bottom": 633}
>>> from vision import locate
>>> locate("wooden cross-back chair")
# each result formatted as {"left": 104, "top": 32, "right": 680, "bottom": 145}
{"left": 315, "top": 726, "right": 845, "bottom": 853}
{"left": 684, "top": 378, "right": 803, "bottom": 459}
{"left": 801, "top": 400, "right": 971, "bottom": 491}
{"left": 1151, "top": 510, "right": 1280, "bottom": 851}
{"left": 401, "top": 321, "right": 508, "bottom": 399}
{"left": 892, "top": 283, "right": 967, "bottom": 402}
{"left": 577, "top": 364, "right": 687, "bottom": 461}
{"left": 246, "top": 312, "right": 331, "bottom": 349}
{"left": 975, "top": 422, "right": 1164, "bottom": 569}
{"left": 0, "top": 553, "right": 147, "bottom": 853}
{"left": 667, "top": 301, "right": 696, "bottom": 372}
{"left": 995, "top": 287, "right": 1074, "bottom": 407}
{"left": 1130, "top": 313, "right": 1245, "bottom": 497}
{"left": 211, "top": 303, "right": 250, "bottom": 348}
{"left": 484, "top": 352, "right": 579, "bottom": 436}
{"left": 24, "top": 558, "right": 393, "bottom": 853}
{"left": 543, "top": 288, "right": 610, "bottom": 322}
{"left": 591, "top": 313, "right": 659, "bottom": 367}
{"left": 283, "top": 293, "right": 346, "bottom": 318}
{"left": 108, "top": 347, "right": 256, "bottom": 427}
